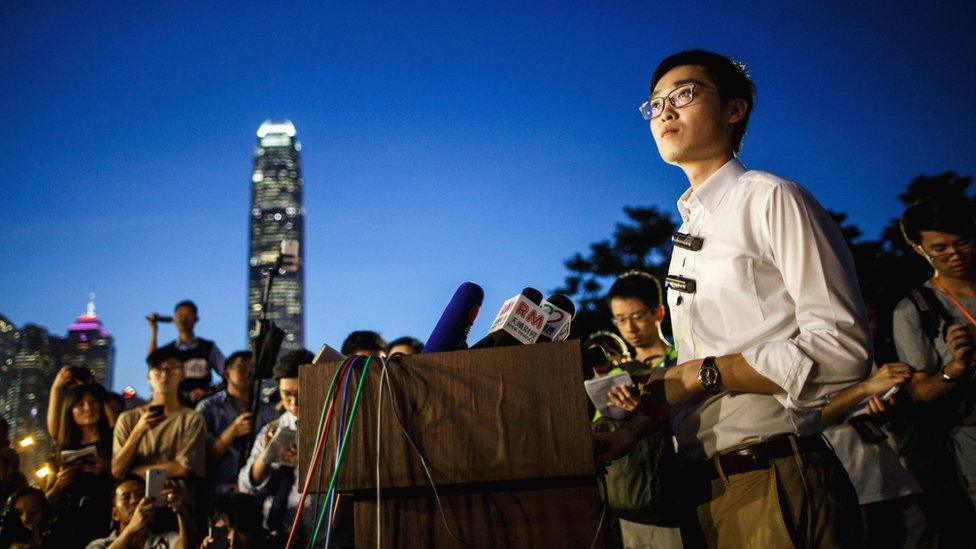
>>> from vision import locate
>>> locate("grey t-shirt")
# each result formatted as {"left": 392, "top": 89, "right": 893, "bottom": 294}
{"left": 893, "top": 280, "right": 976, "bottom": 473}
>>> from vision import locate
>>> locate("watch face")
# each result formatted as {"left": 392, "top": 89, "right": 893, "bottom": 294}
{"left": 698, "top": 359, "right": 721, "bottom": 393}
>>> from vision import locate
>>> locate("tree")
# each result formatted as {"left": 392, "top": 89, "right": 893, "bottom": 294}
{"left": 554, "top": 206, "right": 676, "bottom": 341}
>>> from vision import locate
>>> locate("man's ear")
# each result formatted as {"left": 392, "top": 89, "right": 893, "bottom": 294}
{"left": 727, "top": 98, "right": 748, "bottom": 125}
{"left": 655, "top": 304, "right": 666, "bottom": 323}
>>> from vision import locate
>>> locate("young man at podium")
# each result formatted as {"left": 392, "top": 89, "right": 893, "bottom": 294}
{"left": 599, "top": 49, "right": 871, "bottom": 547}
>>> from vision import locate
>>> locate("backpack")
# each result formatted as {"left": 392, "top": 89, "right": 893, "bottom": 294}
{"left": 591, "top": 362, "right": 681, "bottom": 526}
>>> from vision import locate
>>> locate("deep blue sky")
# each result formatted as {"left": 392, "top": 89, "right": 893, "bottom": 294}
{"left": 2, "top": 2, "right": 974, "bottom": 396}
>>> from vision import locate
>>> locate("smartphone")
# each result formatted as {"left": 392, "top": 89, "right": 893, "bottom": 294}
{"left": 208, "top": 526, "right": 229, "bottom": 549}
{"left": 145, "top": 469, "right": 167, "bottom": 506}
{"left": 148, "top": 404, "right": 164, "bottom": 416}
{"left": 69, "top": 366, "right": 93, "bottom": 384}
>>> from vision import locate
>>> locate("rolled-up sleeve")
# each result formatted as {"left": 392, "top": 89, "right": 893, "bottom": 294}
{"left": 741, "top": 182, "right": 872, "bottom": 406}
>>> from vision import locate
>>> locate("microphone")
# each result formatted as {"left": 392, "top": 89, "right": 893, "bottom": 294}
{"left": 423, "top": 282, "right": 485, "bottom": 354}
{"left": 536, "top": 294, "right": 576, "bottom": 343}
{"left": 146, "top": 314, "right": 173, "bottom": 323}
{"left": 469, "top": 288, "right": 546, "bottom": 349}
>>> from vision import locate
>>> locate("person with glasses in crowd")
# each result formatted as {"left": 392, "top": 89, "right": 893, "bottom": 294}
{"left": 598, "top": 49, "right": 871, "bottom": 546}
{"left": 111, "top": 347, "right": 206, "bottom": 527}
{"left": 891, "top": 197, "right": 976, "bottom": 541}
{"left": 592, "top": 271, "right": 682, "bottom": 548}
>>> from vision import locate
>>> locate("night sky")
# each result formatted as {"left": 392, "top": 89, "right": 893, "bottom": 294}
{"left": 2, "top": 1, "right": 974, "bottom": 396}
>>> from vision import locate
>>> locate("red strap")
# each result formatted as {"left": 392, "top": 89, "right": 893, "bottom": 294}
{"left": 933, "top": 276, "right": 976, "bottom": 329}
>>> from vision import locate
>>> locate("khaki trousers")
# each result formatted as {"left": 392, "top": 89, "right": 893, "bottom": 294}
{"left": 686, "top": 441, "right": 862, "bottom": 549}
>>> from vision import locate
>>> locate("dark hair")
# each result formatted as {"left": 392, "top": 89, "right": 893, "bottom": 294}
{"left": 114, "top": 474, "right": 145, "bottom": 492}
{"left": 174, "top": 300, "right": 198, "bottom": 316}
{"left": 387, "top": 336, "right": 423, "bottom": 355}
{"left": 225, "top": 350, "right": 253, "bottom": 370}
{"left": 273, "top": 349, "right": 314, "bottom": 381}
{"left": 650, "top": 49, "right": 756, "bottom": 154}
{"left": 209, "top": 492, "right": 263, "bottom": 534}
{"left": 53, "top": 384, "right": 113, "bottom": 465}
{"left": 605, "top": 270, "right": 663, "bottom": 311}
{"left": 5, "top": 486, "right": 50, "bottom": 520}
{"left": 146, "top": 346, "right": 181, "bottom": 370}
{"left": 341, "top": 331, "right": 387, "bottom": 355}
{"left": 900, "top": 198, "right": 976, "bottom": 246}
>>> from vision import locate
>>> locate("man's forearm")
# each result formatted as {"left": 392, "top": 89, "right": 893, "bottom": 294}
{"left": 662, "top": 353, "right": 783, "bottom": 406}
{"left": 112, "top": 435, "right": 142, "bottom": 478}
{"left": 133, "top": 460, "right": 189, "bottom": 479}
{"left": 908, "top": 370, "right": 960, "bottom": 403}
{"left": 821, "top": 383, "right": 870, "bottom": 426}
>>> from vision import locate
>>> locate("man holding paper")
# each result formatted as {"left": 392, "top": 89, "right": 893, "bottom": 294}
{"left": 238, "top": 349, "right": 314, "bottom": 545}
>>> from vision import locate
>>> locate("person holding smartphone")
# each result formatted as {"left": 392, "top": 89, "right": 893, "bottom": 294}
{"left": 111, "top": 348, "right": 206, "bottom": 521}
{"left": 238, "top": 349, "right": 314, "bottom": 546}
{"left": 199, "top": 493, "right": 265, "bottom": 549}
{"left": 84, "top": 476, "right": 191, "bottom": 549}
{"left": 45, "top": 384, "right": 115, "bottom": 546}
{"left": 892, "top": 198, "right": 976, "bottom": 540}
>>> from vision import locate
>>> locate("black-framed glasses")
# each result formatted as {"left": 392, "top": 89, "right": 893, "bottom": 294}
{"left": 638, "top": 81, "right": 717, "bottom": 121}
{"left": 611, "top": 309, "right": 654, "bottom": 327}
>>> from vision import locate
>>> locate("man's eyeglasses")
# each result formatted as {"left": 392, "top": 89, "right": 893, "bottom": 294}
{"left": 917, "top": 239, "right": 975, "bottom": 261}
{"left": 612, "top": 310, "right": 654, "bottom": 326}
{"left": 151, "top": 366, "right": 182, "bottom": 376}
{"left": 638, "top": 81, "right": 717, "bottom": 121}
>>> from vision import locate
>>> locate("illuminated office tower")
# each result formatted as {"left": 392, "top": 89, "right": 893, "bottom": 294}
{"left": 5, "top": 325, "right": 61, "bottom": 475}
{"left": 62, "top": 294, "right": 115, "bottom": 387}
{"left": 247, "top": 120, "right": 305, "bottom": 353}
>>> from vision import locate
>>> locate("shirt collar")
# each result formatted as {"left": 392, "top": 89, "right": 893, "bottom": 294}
{"left": 676, "top": 158, "right": 747, "bottom": 221}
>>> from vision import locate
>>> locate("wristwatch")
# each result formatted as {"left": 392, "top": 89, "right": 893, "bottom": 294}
{"left": 698, "top": 356, "right": 722, "bottom": 394}
{"left": 942, "top": 364, "right": 964, "bottom": 383}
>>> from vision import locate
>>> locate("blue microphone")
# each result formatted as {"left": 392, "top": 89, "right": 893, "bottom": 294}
{"left": 422, "top": 282, "right": 485, "bottom": 353}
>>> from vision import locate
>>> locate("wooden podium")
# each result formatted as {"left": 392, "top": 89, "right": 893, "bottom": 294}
{"left": 299, "top": 341, "right": 604, "bottom": 548}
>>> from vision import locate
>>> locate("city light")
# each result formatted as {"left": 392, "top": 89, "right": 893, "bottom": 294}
{"left": 35, "top": 465, "right": 51, "bottom": 478}
{"left": 19, "top": 436, "right": 34, "bottom": 448}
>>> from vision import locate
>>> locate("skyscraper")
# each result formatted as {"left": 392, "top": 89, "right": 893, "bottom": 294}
{"left": 62, "top": 294, "right": 115, "bottom": 387}
{"left": 247, "top": 120, "right": 305, "bottom": 353}
{"left": 5, "top": 324, "right": 61, "bottom": 475}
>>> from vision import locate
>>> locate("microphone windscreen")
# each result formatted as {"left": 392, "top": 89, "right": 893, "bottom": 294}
{"left": 423, "top": 282, "right": 485, "bottom": 354}
{"left": 521, "top": 287, "right": 543, "bottom": 305}
{"left": 545, "top": 294, "right": 576, "bottom": 316}
{"left": 538, "top": 294, "right": 577, "bottom": 343}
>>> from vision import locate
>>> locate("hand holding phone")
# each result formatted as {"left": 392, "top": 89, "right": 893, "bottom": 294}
{"left": 208, "top": 526, "right": 229, "bottom": 549}
{"left": 145, "top": 469, "right": 167, "bottom": 507}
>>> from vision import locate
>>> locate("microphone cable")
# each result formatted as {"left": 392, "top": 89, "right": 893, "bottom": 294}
{"left": 310, "top": 355, "right": 373, "bottom": 547}
{"left": 380, "top": 355, "right": 469, "bottom": 546}
{"left": 284, "top": 355, "right": 355, "bottom": 549}
{"left": 322, "top": 358, "right": 357, "bottom": 545}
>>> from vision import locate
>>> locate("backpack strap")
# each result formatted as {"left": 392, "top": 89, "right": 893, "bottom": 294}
{"left": 908, "top": 286, "right": 951, "bottom": 343}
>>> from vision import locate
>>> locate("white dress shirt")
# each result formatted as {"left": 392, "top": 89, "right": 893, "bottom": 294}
{"left": 667, "top": 158, "right": 872, "bottom": 460}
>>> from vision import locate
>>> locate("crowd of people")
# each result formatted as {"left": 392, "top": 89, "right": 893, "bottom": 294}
{"left": 0, "top": 298, "right": 424, "bottom": 548}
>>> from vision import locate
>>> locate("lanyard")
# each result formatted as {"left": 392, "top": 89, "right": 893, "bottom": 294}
{"left": 933, "top": 276, "right": 976, "bottom": 329}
